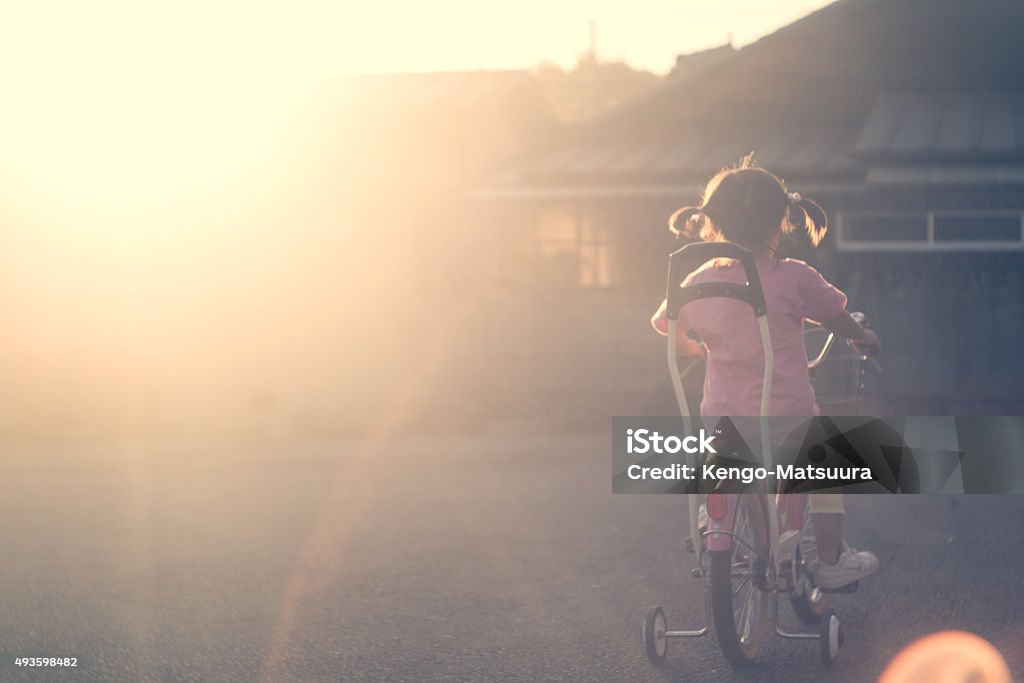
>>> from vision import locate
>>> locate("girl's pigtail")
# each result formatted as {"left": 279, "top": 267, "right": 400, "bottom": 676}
{"left": 668, "top": 206, "right": 704, "bottom": 239}
{"left": 787, "top": 192, "right": 829, "bottom": 247}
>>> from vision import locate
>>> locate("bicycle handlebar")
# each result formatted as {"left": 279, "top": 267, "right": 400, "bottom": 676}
{"left": 806, "top": 327, "right": 838, "bottom": 370}
{"left": 805, "top": 311, "right": 883, "bottom": 372}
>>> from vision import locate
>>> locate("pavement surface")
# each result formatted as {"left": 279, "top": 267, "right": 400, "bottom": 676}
{"left": 1, "top": 431, "right": 1021, "bottom": 682}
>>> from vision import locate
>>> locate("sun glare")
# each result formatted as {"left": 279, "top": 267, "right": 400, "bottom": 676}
{"left": 0, "top": 0, "right": 834, "bottom": 442}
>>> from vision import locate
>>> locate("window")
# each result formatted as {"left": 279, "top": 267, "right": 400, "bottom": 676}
{"left": 932, "top": 213, "right": 1022, "bottom": 243}
{"left": 838, "top": 210, "right": 1024, "bottom": 250}
{"left": 537, "top": 205, "right": 616, "bottom": 286}
{"left": 841, "top": 213, "right": 928, "bottom": 243}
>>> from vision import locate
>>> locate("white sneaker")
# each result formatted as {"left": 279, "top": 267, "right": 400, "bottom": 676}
{"left": 800, "top": 534, "right": 854, "bottom": 568}
{"left": 813, "top": 547, "right": 879, "bottom": 590}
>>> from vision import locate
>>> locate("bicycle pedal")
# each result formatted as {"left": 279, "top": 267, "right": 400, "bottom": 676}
{"left": 821, "top": 580, "right": 859, "bottom": 594}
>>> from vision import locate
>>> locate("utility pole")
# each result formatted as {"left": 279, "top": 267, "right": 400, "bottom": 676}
{"left": 585, "top": 19, "right": 598, "bottom": 119}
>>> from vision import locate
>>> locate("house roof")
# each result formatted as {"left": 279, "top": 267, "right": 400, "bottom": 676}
{"left": 519, "top": 126, "right": 859, "bottom": 182}
{"left": 857, "top": 93, "right": 1024, "bottom": 161}
{"left": 484, "top": 0, "right": 1024, "bottom": 196}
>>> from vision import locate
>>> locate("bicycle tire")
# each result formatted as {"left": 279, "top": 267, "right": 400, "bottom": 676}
{"left": 709, "top": 494, "right": 770, "bottom": 667}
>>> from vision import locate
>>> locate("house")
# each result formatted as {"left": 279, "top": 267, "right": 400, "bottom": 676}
{"left": 468, "top": 0, "right": 1024, "bottom": 420}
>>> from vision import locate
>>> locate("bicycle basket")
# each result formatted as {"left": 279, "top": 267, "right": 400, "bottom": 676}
{"left": 806, "top": 327, "right": 868, "bottom": 416}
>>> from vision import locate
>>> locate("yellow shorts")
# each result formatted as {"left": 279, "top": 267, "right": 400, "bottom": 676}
{"left": 807, "top": 493, "right": 844, "bottom": 514}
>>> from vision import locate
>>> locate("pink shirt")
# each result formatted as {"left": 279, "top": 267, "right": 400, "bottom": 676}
{"left": 653, "top": 257, "right": 847, "bottom": 418}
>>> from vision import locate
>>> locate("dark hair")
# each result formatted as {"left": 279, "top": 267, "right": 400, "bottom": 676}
{"left": 668, "top": 154, "right": 828, "bottom": 250}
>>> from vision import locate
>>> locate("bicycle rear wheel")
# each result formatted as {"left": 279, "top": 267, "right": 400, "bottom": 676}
{"left": 709, "top": 494, "right": 770, "bottom": 667}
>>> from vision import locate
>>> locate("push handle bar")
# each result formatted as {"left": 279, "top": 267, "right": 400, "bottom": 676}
{"left": 665, "top": 241, "right": 768, "bottom": 319}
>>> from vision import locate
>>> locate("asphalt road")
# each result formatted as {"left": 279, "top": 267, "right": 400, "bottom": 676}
{"left": 2, "top": 432, "right": 1021, "bottom": 682}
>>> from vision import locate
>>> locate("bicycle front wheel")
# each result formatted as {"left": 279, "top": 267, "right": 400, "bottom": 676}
{"left": 709, "top": 494, "right": 770, "bottom": 667}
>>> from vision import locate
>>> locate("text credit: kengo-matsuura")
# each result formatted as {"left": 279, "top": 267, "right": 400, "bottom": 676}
{"left": 623, "top": 428, "right": 873, "bottom": 484}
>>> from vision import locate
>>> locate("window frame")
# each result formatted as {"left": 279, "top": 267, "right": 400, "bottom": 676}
{"left": 836, "top": 209, "right": 1024, "bottom": 251}
{"left": 535, "top": 203, "right": 617, "bottom": 287}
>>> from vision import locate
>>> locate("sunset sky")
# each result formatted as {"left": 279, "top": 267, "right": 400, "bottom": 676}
{"left": 0, "top": 1, "right": 833, "bottom": 78}
{"left": 0, "top": 0, "right": 832, "bottom": 212}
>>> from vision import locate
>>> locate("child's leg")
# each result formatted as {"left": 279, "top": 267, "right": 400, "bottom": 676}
{"left": 808, "top": 493, "right": 879, "bottom": 588}
{"left": 808, "top": 494, "right": 844, "bottom": 564}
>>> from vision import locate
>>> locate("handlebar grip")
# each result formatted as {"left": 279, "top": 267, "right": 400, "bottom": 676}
{"left": 665, "top": 241, "right": 768, "bottom": 318}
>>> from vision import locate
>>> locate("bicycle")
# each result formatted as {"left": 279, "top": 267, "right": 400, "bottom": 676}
{"left": 642, "top": 241, "right": 878, "bottom": 668}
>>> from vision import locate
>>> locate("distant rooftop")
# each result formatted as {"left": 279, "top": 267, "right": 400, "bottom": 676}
{"left": 668, "top": 43, "right": 736, "bottom": 80}
{"left": 482, "top": 0, "right": 1024, "bottom": 194}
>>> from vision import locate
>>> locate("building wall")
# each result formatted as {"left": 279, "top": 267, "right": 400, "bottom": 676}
{"left": 826, "top": 184, "right": 1024, "bottom": 415}
{"left": 471, "top": 184, "right": 1024, "bottom": 425}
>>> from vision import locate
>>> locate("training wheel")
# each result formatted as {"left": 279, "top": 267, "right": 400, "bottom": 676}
{"left": 819, "top": 608, "right": 844, "bottom": 667}
{"left": 643, "top": 606, "right": 668, "bottom": 665}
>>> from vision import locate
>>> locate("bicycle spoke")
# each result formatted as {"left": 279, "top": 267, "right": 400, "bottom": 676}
{"left": 729, "top": 497, "right": 762, "bottom": 648}
{"left": 735, "top": 598, "right": 747, "bottom": 636}
{"left": 735, "top": 573, "right": 756, "bottom": 642}
{"left": 732, "top": 573, "right": 751, "bottom": 596}
{"left": 741, "top": 582, "right": 758, "bottom": 644}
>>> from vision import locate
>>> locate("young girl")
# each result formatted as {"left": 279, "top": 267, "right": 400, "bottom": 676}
{"left": 651, "top": 157, "right": 880, "bottom": 589}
